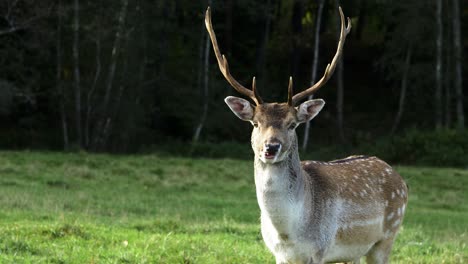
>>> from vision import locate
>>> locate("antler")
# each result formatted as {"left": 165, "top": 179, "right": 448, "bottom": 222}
{"left": 205, "top": 7, "right": 263, "bottom": 105}
{"left": 287, "top": 77, "right": 293, "bottom": 106}
{"left": 290, "top": 7, "right": 351, "bottom": 105}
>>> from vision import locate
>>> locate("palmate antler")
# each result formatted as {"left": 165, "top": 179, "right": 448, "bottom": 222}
{"left": 205, "top": 6, "right": 351, "bottom": 106}
{"left": 205, "top": 7, "right": 263, "bottom": 105}
{"left": 290, "top": 7, "right": 351, "bottom": 106}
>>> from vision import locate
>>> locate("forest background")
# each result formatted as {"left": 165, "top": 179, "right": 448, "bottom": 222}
{"left": 0, "top": 0, "right": 467, "bottom": 166}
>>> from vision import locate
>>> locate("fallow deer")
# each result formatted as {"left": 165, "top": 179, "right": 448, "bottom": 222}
{"left": 205, "top": 7, "right": 408, "bottom": 264}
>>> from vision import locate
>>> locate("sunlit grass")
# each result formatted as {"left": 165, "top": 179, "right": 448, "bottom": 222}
{"left": 0, "top": 151, "right": 466, "bottom": 263}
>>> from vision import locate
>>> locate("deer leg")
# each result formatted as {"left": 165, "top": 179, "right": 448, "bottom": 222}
{"left": 365, "top": 237, "right": 395, "bottom": 264}
{"left": 306, "top": 252, "right": 325, "bottom": 264}
{"left": 341, "top": 260, "right": 359, "bottom": 264}
{"left": 275, "top": 256, "right": 290, "bottom": 264}
{"left": 306, "top": 260, "right": 323, "bottom": 264}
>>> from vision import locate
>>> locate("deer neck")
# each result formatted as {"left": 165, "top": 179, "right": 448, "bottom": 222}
{"left": 254, "top": 144, "right": 306, "bottom": 226}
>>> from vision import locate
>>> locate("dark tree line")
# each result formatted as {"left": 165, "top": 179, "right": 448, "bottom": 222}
{"left": 0, "top": 0, "right": 466, "bottom": 152}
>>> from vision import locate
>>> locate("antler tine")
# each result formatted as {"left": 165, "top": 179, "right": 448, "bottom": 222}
{"left": 287, "top": 77, "right": 293, "bottom": 106}
{"left": 252, "top": 77, "right": 263, "bottom": 104}
{"left": 291, "top": 6, "right": 351, "bottom": 105}
{"left": 205, "top": 7, "right": 262, "bottom": 105}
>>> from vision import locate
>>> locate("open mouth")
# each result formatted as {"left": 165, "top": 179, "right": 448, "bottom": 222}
{"left": 263, "top": 143, "right": 281, "bottom": 160}
{"left": 264, "top": 151, "right": 277, "bottom": 159}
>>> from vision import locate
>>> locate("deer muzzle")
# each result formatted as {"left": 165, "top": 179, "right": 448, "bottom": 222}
{"left": 264, "top": 142, "right": 282, "bottom": 160}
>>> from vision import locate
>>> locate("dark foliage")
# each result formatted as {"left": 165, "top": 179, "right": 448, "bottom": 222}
{"left": 0, "top": 0, "right": 466, "bottom": 165}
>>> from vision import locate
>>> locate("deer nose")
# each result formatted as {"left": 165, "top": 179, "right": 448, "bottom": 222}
{"left": 265, "top": 142, "right": 281, "bottom": 156}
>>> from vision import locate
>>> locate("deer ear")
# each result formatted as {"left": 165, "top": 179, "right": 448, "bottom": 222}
{"left": 225, "top": 96, "right": 254, "bottom": 121}
{"left": 296, "top": 99, "right": 325, "bottom": 123}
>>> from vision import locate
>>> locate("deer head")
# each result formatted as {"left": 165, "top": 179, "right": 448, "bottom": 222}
{"left": 205, "top": 7, "right": 351, "bottom": 163}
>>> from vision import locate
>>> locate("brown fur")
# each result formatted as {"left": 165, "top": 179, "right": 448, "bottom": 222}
{"left": 301, "top": 157, "right": 408, "bottom": 262}
{"left": 253, "top": 103, "right": 296, "bottom": 129}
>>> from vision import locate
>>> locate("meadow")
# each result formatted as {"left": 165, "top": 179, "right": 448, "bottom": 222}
{"left": 0, "top": 151, "right": 466, "bottom": 263}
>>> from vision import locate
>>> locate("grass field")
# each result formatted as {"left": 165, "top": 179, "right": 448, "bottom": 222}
{"left": 0, "top": 151, "right": 466, "bottom": 263}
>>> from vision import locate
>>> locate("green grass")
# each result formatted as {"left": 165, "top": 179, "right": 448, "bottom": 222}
{"left": 0, "top": 151, "right": 466, "bottom": 263}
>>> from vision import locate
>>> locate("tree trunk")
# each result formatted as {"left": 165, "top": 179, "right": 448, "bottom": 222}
{"left": 56, "top": 0, "right": 69, "bottom": 150}
{"left": 444, "top": 0, "right": 452, "bottom": 128}
{"left": 290, "top": 0, "right": 304, "bottom": 79}
{"left": 193, "top": 1, "right": 211, "bottom": 142}
{"left": 103, "top": 36, "right": 131, "bottom": 150}
{"left": 73, "top": 0, "right": 82, "bottom": 147}
{"left": 336, "top": 43, "right": 345, "bottom": 143}
{"left": 93, "top": 0, "right": 128, "bottom": 150}
{"left": 256, "top": 0, "right": 273, "bottom": 92}
{"left": 443, "top": 1, "right": 453, "bottom": 128}
{"left": 302, "top": 0, "right": 325, "bottom": 150}
{"left": 391, "top": 46, "right": 412, "bottom": 135}
{"left": 102, "top": 0, "right": 128, "bottom": 114}
{"left": 85, "top": 36, "right": 101, "bottom": 148}
{"left": 335, "top": 0, "right": 345, "bottom": 142}
{"left": 444, "top": 51, "right": 452, "bottom": 128}
{"left": 452, "top": 0, "right": 464, "bottom": 130}
{"left": 225, "top": 0, "right": 233, "bottom": 55}
{"left": 435, "top": 0, "right": 443, "bottom": 129}
{"left": 193, "top": 18, "right": 205, "bottom": 142}
{"left": 355, "top": 0, "right": 367, "bottom": 41}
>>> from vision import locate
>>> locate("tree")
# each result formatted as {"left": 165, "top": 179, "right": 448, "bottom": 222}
{"left": 290, "top": 0, "right": 305, "bottom": 82}
{"left": 0, "top": 0, "right": 49, "bottom": 36}
{"left": 73, "top": 0, "right": 82, "bottom": 147}
{"left": 84, "top": 29, "right": 101, "bottom": 148}
{"left": 92, "top": 0, "right": 129, "bottom": 150}
{"left": 444, "top": 0, "right": 452, "bottom": 128}
{"left": 56, "top": 0, "right": 69, "bottom": 150}
{"left": 379, "top": 0, "right": 434, "bottom": 132}
{"left": 193, "top": 2, "right": 211, "bottom": 143}
{"left": 335, "top": 0, "right": 345, "bottom": 142}
{"left": 435, "top": 0, "right": 443, "bottom": 129}
{"left": 255, "top": 0, "right": 274, "bottom": 92}
{"left": 452, "top": 0, "right": 464, "bottom": 130}
{"left": 302, "top": 0, "right": 325, "bottom": 150}
{"left": 391, "top": 46, "right": 412, "bottom": 135}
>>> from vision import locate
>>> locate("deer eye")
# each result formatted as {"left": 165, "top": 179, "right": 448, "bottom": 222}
{"left": 288, "top": 123, "right": 297, "bottom": 130}
{"left": 253, "top": 122, "right": 259, "bottom": 128}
